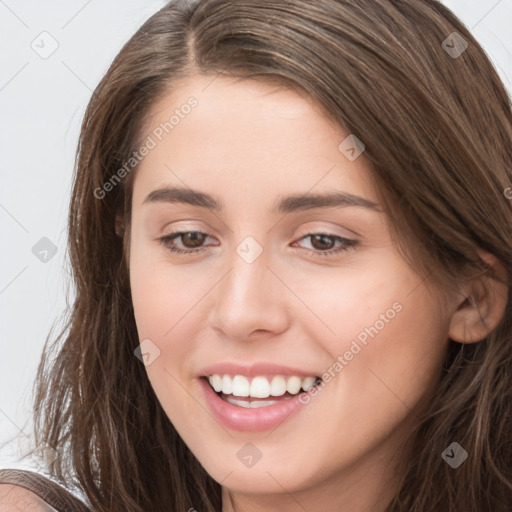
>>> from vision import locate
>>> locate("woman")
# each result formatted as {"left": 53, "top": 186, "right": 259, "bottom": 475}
{"left": 1, "top": 0, "right": 511, "bottom": 510}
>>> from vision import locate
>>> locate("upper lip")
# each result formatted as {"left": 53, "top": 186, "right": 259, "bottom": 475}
{"left": 198, "top": 362, "right": 321, "bottom": 378}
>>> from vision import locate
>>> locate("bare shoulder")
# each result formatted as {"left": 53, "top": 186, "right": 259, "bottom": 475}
{"left": 0, "top": 483, "right": 57, "bottom": 511}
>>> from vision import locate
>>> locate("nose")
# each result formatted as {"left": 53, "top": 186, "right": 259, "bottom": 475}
{"left": 208, "top": 244, "right": 289, "bottom": 341}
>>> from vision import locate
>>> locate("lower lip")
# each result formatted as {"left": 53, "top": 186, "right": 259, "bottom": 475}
{"left": 198, "top": 378, "right": 312, "bottom": 432}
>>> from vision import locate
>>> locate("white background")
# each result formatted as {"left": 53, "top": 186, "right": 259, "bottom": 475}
{"left": 1, "top": 0, "right": 511, "bottom": 471}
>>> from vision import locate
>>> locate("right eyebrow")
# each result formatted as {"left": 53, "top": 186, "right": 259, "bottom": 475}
{"left": 143, "top": 187, "right": 220, "bottom": 210}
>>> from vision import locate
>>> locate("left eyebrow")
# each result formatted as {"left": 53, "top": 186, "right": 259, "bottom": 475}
{"left": 273, "top": 191, "right": 381, "bottom": 213}
{"left": 143, "top": 186, "right": 381, "bottom": 213}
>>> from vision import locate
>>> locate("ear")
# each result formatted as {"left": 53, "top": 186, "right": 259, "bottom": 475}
{"left": 448, "top": 250, "right": 509, "bottom": 343}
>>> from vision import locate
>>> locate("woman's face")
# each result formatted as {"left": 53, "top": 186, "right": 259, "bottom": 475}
{"left": 128, "top": 74, "right": 456, "bottom": 510}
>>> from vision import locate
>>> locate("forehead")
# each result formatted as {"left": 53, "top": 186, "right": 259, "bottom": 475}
{"left": 145, "top": 74, "right": 326, "bottom": 129}
{"left": 131, "top": 74, "right": 378, "bottom": 209}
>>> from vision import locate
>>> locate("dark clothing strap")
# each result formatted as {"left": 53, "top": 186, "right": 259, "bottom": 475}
{"left": 0, "top": 468, "right": 91, "bottom": 512}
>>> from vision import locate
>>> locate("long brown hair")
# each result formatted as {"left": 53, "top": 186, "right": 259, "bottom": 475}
{"left": 29, "top": 1, "right": 512, "bottom": 510}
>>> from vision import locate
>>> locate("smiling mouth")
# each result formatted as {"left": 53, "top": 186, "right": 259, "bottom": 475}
{"left": 202, "top": 374, "right": 323, "bottom": 408}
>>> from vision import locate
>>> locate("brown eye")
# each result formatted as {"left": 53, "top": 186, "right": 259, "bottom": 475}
{"left": 309, "top": 234, "right": 336, "bottom": 251}
{"left": 159, "top": 231, "right": 213, "bottom": 255}
{"left": 295, "top": 233, "right": 358, "bottom": 257}
{"left": 179, "top": 232, "right": 207, "bottom": 248}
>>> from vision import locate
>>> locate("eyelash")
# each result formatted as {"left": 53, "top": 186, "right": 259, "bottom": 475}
{"left": 158, "top": 231, "right": 358, "bottom": 257}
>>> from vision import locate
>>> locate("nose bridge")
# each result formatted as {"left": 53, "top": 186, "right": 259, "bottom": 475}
{"left": 210, "top": 236, "right": 288, "bottom": 338}
{"left": 222, "top": 238, "right": 271, "bottom": 311}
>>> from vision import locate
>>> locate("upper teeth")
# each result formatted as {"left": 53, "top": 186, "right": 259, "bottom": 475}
{"left": 207, "top": 374, "right": 319, "bottom": 398}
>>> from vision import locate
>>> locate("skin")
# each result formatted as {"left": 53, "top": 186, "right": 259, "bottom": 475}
{"left": 126, "top": 74, "right": 507, "bottom": 512}
{"left": 0, "top": 484, "right": 57, "bottom": 511}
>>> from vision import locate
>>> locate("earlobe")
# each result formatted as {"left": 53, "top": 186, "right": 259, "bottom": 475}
{"left": 448, "top": 251, "right": 509, "bottom": 344}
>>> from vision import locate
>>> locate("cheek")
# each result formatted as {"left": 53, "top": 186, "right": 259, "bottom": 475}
{"left": 361, "top": 290, "right": 449, "bottom": 399}
{"left": 129, "top": 256, "right": 204, "bottom": 420}
{"left": 131, "top": 268, "right": 197, "bottom": 339}
{"left": 130, "top": 265, "right": 211, "bottom": 399}
{"left": 321, "top": 277, "right": 449, "bottom": 428}
{"left": 291, "top": 252, "right": 413, "bottom": 348}
{"left": 297, "top": 252, "right": 449, "bottom": 407}
{"left": 129, "top": 231, "right": 207, "bottom": 341}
